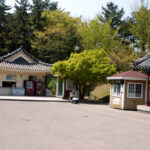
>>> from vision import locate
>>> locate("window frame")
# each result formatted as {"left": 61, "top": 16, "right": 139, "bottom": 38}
{"left": 2, "top": 81, "right": 16, "bottom": 88}
{"left": 66, "top": 80, "right": 75, "bottom": 90}
{"left": 113, "top": 83, "right": 121, "bottom": 97}
{"left": 127, "top": 82, "right": 143, "bottom": 99}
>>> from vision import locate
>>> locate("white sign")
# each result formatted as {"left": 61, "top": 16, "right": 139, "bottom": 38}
{"left": 45, "top": 89, "right": 50, "bottom": 96}
{"left": 12, "top": 88, "right": 25, "bottom": 96}
{"left": 113, "top": 98, "right": 120, "bottom": 104}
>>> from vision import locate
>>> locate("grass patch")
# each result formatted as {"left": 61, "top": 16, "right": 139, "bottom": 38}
{"left": 83, "top": 83, "right": 110, "bottom": 103}
{"left": 91, "top": 83, "right": 110, "bottom": 99}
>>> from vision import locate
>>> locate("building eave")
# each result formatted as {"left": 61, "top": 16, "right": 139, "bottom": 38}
{"left": 107, "top": 77, "right": 147, "bottom": 81}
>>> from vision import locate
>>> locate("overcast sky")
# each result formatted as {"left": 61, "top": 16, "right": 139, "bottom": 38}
{"left": 6, "top": 0, "right": 141, "bottom": 19}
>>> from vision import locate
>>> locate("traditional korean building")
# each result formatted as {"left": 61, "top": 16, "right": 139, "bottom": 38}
{"left": 132, "top": 53, "right": 150, "bottom": 106}
{"left": 0, "top": 46, "right": 51, "bottom": 96}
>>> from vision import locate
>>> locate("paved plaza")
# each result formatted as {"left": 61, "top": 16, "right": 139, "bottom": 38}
{"left": 0, "top": 101, "right": 150, "bottom": 150}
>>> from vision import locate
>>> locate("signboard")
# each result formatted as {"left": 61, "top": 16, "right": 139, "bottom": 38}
{"left": 113, "top": 98, "right": 120, "bottom": 105}
{"left": 6, "top": 75, "right": 17, "bottom": 81}
{"left": 12, "top": 88, "right": 25, "bottom": 96}
{"left": 26, "top": 81, "right": 34, "bottom": 89}
{"left": 110, "top": 80, "right": 124, "bottom": 84}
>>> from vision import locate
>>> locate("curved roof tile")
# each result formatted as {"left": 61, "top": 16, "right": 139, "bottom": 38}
{"left": 0, "top": 46, "right": 52, "bottom": 73}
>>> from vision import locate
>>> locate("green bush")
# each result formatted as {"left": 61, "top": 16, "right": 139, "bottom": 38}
{"left": 45, "top": 75, "right": 56, "bottom": 95}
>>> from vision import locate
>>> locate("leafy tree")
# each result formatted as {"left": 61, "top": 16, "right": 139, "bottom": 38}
{"left": 130, "top": 0, "right": 150, "bottom": 52}
{"left": 100, "top": 2, "right": 125, "bottom": 29}
{"left": 51, "top": 49, "right": 116, "bottom": 99}
{"left": 109, "top": 44, "right": 138, "bottom": 72}
{"left": 32, "top": 10, "right": 82, "bottom": 63}
{"left": 80, "top": 18, "right": 118, "bottom": 52}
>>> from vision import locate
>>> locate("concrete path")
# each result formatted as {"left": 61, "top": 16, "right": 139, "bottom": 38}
{"left": 0, "top": 101, "right": 150, "bottom": 150}
{"left": 137, "top": 105, "right": 150, "bottom": 113}
{"left": 0, "top": 96, "right": 69, "bottom": 102}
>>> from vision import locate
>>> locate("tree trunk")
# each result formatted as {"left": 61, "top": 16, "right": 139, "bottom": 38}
{"left": 80, "top": 85, "right": 84, "bottom": 100}
{"left": 79, "top": 85, "right": 82, "bottom": 99}
{"left": 78, "top": 82, "right": 86, "bottom": 100}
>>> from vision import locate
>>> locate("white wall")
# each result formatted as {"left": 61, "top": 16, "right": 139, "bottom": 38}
{"left": 0, "top": 72, "right": 44, "bottom": 95}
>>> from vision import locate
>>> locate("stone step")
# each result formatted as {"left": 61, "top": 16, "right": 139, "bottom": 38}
{"left": 0, "top": 96, "right": 69, "bottom": 102}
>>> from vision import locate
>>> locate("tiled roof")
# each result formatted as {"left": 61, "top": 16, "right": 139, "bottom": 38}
{"left": 0, "top": 62, "right": 51, "bottom": 73}
{"left": 0, "top": 46, "right": 52, "bottom": 73}
{"left": 107, "top": 70, "right": 147, "bottom": 80}
{"left": 132, "top": 53, "right": 150, "bottom": 71}
{"left": 1, "top": 46, "right": 39, "bottom": 62}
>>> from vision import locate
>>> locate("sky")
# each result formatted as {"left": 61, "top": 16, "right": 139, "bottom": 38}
{"left": 6, "top": 0, "right": 140, "bottom": 19}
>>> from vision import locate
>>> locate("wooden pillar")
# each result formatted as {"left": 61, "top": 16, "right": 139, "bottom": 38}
{"left": 147, "top": 74, "right": 150, "bottom": 106}
{"left": 64, "top": 79, "right": 66, "bottom": 98}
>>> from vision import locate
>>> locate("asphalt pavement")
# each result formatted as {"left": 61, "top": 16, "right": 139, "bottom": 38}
{"left": 0, "top": 101, "right": 150, "bottom": 150}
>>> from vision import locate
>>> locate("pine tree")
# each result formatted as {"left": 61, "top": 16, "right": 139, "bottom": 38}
{"left": 101, "top": 2, "right": 124, "bottom": 29}
{"left": 0, "top": 0, "right": 11, "bottom": 54}
{"left": 44, "top": 0, "right": 58, "bottom": 11}
{"left": 14, "top": 0, "right": 32, "bottom": 50}
{"left": 100, "top": 2, "right": 134, "bottom": 46}
{"left": 31, "top": 0, "right": 45, "bottom": 30}
{"left": 31, "top": 0, "right": 58, "bottom": 30}
{"left": 0, "top": 0, "right": 10, "bottom": 27}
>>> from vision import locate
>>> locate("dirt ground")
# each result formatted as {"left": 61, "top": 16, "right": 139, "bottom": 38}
{"left": 0, "top": 101, "right": 150, "bottom": 150}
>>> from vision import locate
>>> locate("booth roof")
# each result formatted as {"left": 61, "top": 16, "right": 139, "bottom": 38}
{"left": 107, "top": 70, "right": 147, "bottom": 80}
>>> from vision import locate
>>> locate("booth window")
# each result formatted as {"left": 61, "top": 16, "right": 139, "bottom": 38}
{"left": 66, "top": 80, "right": 75, "bottom": 90}
{"left": 127, "top": 83, "right": 142, "bottom": 98}
{"left": 2, "top": 82, "right": 16, "bottom": 88}
{"left": 113, "top": 84, "right": 121, "bottom": 96}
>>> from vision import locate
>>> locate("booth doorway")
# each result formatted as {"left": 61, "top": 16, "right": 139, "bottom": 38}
{"left": 58, "top": 79, "right": 63, "bottom": 96}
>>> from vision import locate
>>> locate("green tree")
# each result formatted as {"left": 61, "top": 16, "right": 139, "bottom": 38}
{"left": 51, "top": 49, "right": 116, "bottom": 99}
{"left": 80, "top": 18, "right": 118, "bottom": 52}
{"left": 45, "top": 75, "right": 56, "bottom": 95}
{"left": 32, "top": 10, "right": 82, "bottom": 63}
{"left": 109, "top": 44, "right": 138, "bottom": 72}
{"left": 130, "top": 0, "right": 150, "bottom": 52}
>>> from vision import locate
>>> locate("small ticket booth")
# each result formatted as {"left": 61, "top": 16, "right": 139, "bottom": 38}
{"left": 107, "top": 70, "right": 147, "bottom": 110}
